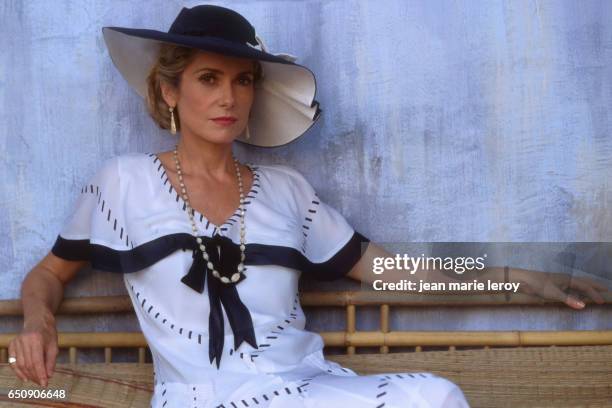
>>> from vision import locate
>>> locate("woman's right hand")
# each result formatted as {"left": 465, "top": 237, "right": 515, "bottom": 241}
{"left": 8, "top": 313, "right": 59, "bottom": 388}
{"left": 11, "top": 252, "right": 87, "bottom": 387}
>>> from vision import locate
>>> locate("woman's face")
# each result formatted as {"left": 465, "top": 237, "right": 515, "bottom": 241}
{"left": 163, "top": 50, "right": 256, "bottom": 144}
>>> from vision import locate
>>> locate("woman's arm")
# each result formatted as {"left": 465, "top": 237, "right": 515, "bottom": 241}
{"left": 9, "top": 253, "right": 88, "bottom": 387}
{"left": 346, "top": 242, "right": 608, "bottom": 309}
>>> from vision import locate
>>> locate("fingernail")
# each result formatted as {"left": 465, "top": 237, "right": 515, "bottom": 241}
{"left": 577, "top": 301, "right": 585, "bottom": 307}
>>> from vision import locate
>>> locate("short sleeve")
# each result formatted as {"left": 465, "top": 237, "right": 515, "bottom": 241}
{"left": 286, "top": 167, "right": 370, "bottom": 281}
{"left": 51, "top": 156, "right": 128, "bottom": 265}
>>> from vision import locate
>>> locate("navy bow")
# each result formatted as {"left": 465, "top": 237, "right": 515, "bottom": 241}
{"left": 180, "top": 233, "right": 258, "bottom": 368}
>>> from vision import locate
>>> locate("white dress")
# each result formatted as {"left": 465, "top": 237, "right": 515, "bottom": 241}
{"left": 51, "top": 152, "right": 471, "bottom": 408}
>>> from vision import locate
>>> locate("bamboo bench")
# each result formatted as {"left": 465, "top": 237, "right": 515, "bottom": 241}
{"left": 1, "top": 292, "right": 611, "bottom": 407}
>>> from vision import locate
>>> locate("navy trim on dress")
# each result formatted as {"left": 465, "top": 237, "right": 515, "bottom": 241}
{"left": 50, "top": 231, "right": 370, "bottom": 280}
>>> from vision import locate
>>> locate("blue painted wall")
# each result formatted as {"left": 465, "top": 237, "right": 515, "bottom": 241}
{"left": 1, "top": 0, "right": 610, "bottom": 337}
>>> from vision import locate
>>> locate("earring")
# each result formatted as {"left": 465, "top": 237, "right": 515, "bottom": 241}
{"left": 169, "top": 106, "right": 177, "bottom": 135}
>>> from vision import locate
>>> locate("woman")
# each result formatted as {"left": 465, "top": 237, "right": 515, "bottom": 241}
{"left": 10, "top": 5, "right": 607, "bottom": 408}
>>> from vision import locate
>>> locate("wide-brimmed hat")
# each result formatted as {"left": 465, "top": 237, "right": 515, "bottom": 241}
{"left": 102, "top": 5, "right": 321, "bottom": 147}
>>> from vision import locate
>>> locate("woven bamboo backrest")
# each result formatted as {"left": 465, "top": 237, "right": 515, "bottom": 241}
{"left": 1, "top": 292, "right": 611, "bottom": 364}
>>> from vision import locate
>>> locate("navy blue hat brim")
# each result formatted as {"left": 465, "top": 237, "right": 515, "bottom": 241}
{"left": 103, "top": 27, "right": 295, "bottom": 66}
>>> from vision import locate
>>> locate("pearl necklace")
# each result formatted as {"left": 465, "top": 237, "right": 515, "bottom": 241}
{"left": 172, "top": 145, "right": 246, "bottom": 284}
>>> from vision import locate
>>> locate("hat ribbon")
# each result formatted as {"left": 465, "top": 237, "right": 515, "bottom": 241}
{"left": 246, "top": 33, "right": 298, "bottom": 63}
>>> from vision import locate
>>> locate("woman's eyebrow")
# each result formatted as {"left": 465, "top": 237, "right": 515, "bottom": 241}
{"left": 194, "top": 67, "right": 254, "bottom": 76}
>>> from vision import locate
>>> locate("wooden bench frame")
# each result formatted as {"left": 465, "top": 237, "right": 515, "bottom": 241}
{"left": 1, "top": 291, "right": 611, "bottom": 364}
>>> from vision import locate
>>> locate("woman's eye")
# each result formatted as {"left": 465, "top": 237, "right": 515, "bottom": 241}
{"left": 199, "top": 75, "right": 215, "bottom": 83}
{"left": 198, "top": 75, "right": 252, "bottom": 85}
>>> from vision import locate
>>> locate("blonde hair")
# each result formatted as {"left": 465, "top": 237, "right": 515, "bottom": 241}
{"left": 145, "top": 43, "right": 263, "bottom": 132}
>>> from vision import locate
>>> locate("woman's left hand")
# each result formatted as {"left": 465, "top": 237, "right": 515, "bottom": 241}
{"left": 514, "top": 270, "right": 609, "bottom": 309}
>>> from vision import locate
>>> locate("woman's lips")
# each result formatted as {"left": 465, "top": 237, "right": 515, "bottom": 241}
{"left": 211, "top": 118, "right": 237, "bottom": 126}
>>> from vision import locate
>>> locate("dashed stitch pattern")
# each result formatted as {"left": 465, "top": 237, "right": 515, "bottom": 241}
{"left": 79, "top": 181, "right": 133, "bottom": 248}
{"left": 214, "top": 377, "right": 311, "bottom": 408}
{"left": 374, "top": 376, "right": 390, "bottom": 408}
{"left": 128, "top": 278, "right": 274, "bottom": 370}
{"left": 128, "top": 281, "right": 209, "bottom": 348}
{"left": 249, "top": 291, "right": 300, "bottom": 361}
{"left": 161, "top": 381, "right": 167, "bottom": 407}
{"left": 372, "top": 372, "right": 439, "bottom": 407}
{"left": 301, "top": 197, "right": 320, "bottom": 253}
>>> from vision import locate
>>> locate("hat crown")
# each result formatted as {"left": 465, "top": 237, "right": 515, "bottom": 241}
{"left": 168, "top": 5, "right": 257, "bottom": 46}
